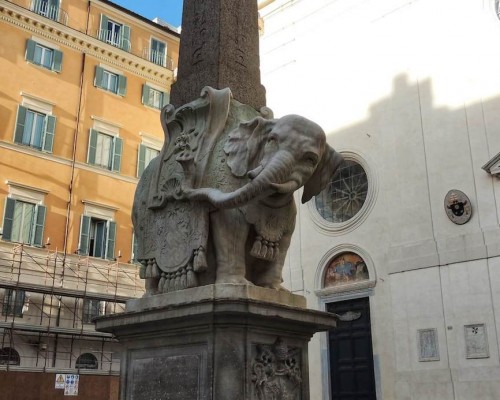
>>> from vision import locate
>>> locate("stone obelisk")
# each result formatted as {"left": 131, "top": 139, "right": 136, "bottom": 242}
{"left": 170, "top": 0, "right": 266, "bottom": 110}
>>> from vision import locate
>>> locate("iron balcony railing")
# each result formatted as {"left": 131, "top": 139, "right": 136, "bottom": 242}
{"left": 142, "top": 48, "right": 175, "bottom": 70}
{"left": 31, "top": 0, "right": 68, "bottom": 25}
{"left": 97, "top": 29, "right": 131, "bottom": 52}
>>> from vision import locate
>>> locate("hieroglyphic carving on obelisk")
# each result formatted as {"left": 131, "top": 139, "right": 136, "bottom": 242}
{"left": 170, "top": 0, "right": 266, "bottom": 110}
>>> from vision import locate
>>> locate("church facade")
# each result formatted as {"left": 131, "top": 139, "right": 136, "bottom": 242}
{"left": 259, "top": 0, "right": 500, "bottom": 399}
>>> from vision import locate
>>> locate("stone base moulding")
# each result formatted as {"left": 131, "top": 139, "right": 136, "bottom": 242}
{"left": 95, "top": 284, "right": 337, "bottom": 400}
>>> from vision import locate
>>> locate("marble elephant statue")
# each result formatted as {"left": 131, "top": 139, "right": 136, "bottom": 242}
{"left": 132, "top": 87, "right": 343, "bottom": 295}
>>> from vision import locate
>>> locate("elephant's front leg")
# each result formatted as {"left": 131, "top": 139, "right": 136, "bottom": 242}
{"left": 251, "top": 232, "right": 293, "bottom": 290}
{"left": 210, "top": 209, "right": 253, "bottom": 285}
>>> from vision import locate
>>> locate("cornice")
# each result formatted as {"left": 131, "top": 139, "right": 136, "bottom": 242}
{"left": 482, "top": 152, "right": 500, "bottom": 176}
{"left": 0, "top": 141, "right": 140, "bottom": 184}
{"left": 0, "top": 1, "right": 174, "bottom": 86}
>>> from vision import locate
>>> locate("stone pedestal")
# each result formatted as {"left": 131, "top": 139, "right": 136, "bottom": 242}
{"left": 96, "top": 284, "right": 336, "bottom": 400}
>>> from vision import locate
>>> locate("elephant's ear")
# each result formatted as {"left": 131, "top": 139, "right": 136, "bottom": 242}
{"left": 302, "top": 146, "right": 344, "bottom": 204}
{"left": 224, "top": 116, "right": 273, "bottom": 178}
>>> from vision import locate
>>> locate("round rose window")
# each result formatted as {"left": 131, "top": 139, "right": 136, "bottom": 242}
{"left": 315, "top": 160, "right": 368, "bottom": 223}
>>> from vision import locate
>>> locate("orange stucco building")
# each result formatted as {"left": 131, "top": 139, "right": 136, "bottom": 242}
{"left": 0, "top": 0, "right": 179, "bottom": 396}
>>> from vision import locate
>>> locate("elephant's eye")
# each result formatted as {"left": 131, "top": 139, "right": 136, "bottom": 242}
{"left": 267, "top": 135, "right": 278, "bottom": 143}
{"left": 304, "top": 152, "right": 318, "bottom": 166}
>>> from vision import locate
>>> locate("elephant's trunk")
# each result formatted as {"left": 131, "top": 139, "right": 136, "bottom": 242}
{"left": 187, "top": 150, "right": 296, "bottom": 209}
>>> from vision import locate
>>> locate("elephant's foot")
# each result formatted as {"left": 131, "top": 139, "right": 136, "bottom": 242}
{"left": 258, "top": 282, "right": 290, "bottom": 292}
{"left": 216, "top": 275, "right": 254, "bottom": 286}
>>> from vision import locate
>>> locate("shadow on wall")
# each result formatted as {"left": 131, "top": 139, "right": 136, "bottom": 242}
{"left": 321, "top": 73, "right": 500, "bottom": 244}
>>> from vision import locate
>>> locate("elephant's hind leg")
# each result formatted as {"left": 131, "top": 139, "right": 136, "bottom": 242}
{"left": 210, "top": 210, "right": 253, "bottom": 285}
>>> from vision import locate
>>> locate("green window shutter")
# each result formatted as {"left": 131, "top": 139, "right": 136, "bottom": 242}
{"left": 52, "top": 49, "right": 63, "bottom": 72}
{"left": 137, "top": 143, "right": 146, "bottom": 177}
{"left": 32, "top": 204, "right": 46, "bottom": 247}
{"left": 117, "top": 74, "right": 127, "bottom": 96}
{"left": 99, "top": 14, "right": 109, "bottom": 41}
{"left": 78, "top": 215, "right": 91, "bottom": 255}
{"left": 122, "top": 25, "right": 131, "bottom": 52}
{"left": 87, "top": 129, "right": 98, "bottom": 164}
{"left": 105, "top": 221, "right": 116, "bottom": 260}
{"left": 112, "top": 137, "right": 123, "bottom": 172}
{"left": 26, "top": 39, "right": 36, "bottom": 62}
{"left": 2, "top": 198, "right": 16, "bottom": 242}
{"left": 161, "top": 91, "right": 170, "bottom": 108}
{"left": 14, "top": 105, "right": 28, "bottom": 144}
{"left": 141, "top": 84, "right": 150, "bottom": 105}
{"left": 94, "top": 66, "right": 104, "bottom": 88}
{"left": 43, "top": 115, "right": 56, "bottom": 153}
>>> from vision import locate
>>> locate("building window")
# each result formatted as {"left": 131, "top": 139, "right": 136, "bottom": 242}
{"left": 102, "top": 70, "right": 118, "bottom": 93}
{"left": 14, "top": 106, "right": 56, "bottom": 152}
{"left": 2, "top": 289, "right": 26, "bottom": 317}
{"left": 31, "top": 0, "right": 60, "bottom": 22}
{"left": 75, "top": 353, "right": 98, "bottom": 369}
{"left": 137, "top": 144, "right": 160, "bottom": 177}
{"left": 2, "top": 198, "right": 46, "bottom": 247}
{"left": 0, "top": 348, "right": 20, "bottom": 366}
{"left": 87, "top": 129, "right": 123, "bottom": 172}
{"left": 99, "top": 14, "right": 130, "bottom": 51}
{"left": 150, "top": 38, "right": 166, "bottom": 66}
{"left": 25, "top": 39, "right": 62, "bottom": 72}
{"left": 315, "top": 160, "right": 368, "bottom": 223}
{"left": 142, "top": 85, "right": 169, "bottom": 110}
{"left": 78, "top": 216, "right": 116, "bottom": 260}
{"left": 94, "top": 66, "right": 127, "bottom": 96}
{"left": 82, "top": 299, "right": 105, "bottom": 324}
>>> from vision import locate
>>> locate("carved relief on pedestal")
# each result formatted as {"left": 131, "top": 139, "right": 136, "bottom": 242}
{"left": 251, "top": 337, "right": 302, "bottom": 400}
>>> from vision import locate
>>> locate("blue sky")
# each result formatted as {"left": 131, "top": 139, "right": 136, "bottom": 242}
{"left": 112, "top": 0, "right": 184, "bottom": 27}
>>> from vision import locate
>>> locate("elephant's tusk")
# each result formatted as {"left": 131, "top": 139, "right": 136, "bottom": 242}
{"left": 247, "top": 164, "right": 264, "bottom": 179}
{"left": 269, "top": 180, "right": 300, "bottom": 194}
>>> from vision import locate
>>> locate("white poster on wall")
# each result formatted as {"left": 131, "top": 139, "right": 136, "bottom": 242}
{"left": 64, "top": 374, "right": 79, "bottom": 396}
{"left": 55, "top": 373, "right": 66, "bottom": 389}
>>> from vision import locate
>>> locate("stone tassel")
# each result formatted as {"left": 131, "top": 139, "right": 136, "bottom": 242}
{"left": 173, "top": 271, "right": 181, "bottom": 291}
{"left": 274, "top": 243, "right": 280, "bottom": 260}
{"left": 180, "top": 268, "right": 187, "bottom": 289}
{"left": 250, "top": 236, "right": 263, "bottom": 258}
{"left": 260, "top": 240, "right": 269, "bottom": 259}
{"left": 186, "top": 264, "right": 197, "bottom": 288}
{"left": 149, "top": 260, "right": 161, "bottom": 279}
{"left": 168, "top": 273, "right": 175, "bottom": 292}
{"left": 193, "top": 247, "right": 208, "bottom": 272}
{"left": 158, "top": 273, "right": 166, "bottom": 292}
{"left": 144, "top": 259, "right": 153, "bottom": 278}
{"left": 267, "top": 243, "right": 274, "bottom": 261}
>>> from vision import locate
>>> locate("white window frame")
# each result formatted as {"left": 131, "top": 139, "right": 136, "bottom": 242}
{"left": 150, "top": 37, "right": 167, "bottom": 67}
{"left": 106, "top": 19, "right": 123, "bottom": 47}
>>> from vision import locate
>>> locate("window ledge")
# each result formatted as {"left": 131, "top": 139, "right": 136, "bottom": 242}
{"left": 26, "top": 61, "right": 59, "bottom": 73}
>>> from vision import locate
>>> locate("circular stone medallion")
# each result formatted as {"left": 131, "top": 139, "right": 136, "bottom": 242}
{"left": 444, "top": 190, "right": 472, "bottom": 225}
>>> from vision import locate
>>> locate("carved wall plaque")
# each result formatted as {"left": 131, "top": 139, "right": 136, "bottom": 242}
{"left": 128, "top": 345, "right": 208, "bottom": 400}
{"left": 465, "top": 324, "right": 489, "bottom": 359}
{"left": 444, "top": 190, "right": 472, "bottom": 225}
{"left": 417, "top": 328, "right": 440, "bottom": 362}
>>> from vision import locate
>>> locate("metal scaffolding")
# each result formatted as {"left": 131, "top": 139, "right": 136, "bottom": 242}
{"left": 0, "top": 243, "right": 144, "bottom": 374}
